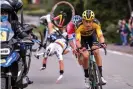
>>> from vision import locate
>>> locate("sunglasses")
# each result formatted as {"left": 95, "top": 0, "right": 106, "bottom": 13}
{"left": 83, "top": 19, "right": 93, "bottom": 23}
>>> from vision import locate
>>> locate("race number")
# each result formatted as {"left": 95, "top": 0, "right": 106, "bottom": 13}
{"left": 0, "top": 31, "right": 7, "bottom": 41}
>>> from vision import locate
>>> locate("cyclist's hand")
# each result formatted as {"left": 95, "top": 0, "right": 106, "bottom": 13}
{"left": 72, "top": 48, "right": 78, "bottom": 55}
{"left": 78, "top": 47, "right": 87, "bottom": 53}
{"left": 101, "top": 43, "right": 107, "bottom": 48}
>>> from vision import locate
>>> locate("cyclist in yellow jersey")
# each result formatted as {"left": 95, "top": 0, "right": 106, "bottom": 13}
{"left": 75, "top": 10, "right": 107, "bottom": 88}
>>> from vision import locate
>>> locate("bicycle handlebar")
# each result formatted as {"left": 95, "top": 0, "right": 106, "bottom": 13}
{"left": 88, "top": 43, "right": 107, "bottom": 55}
{"left": 87, "top": 44, "right": 107, "bottom": 55}
{"left": 77, "top": 43, "right": 107, "bottom": 55}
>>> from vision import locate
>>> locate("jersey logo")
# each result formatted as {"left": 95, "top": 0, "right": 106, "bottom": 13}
{"left": 81, "top": 29, "right": 95, "bottom": 36}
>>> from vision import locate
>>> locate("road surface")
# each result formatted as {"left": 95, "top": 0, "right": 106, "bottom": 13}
{"left": 26, "top": 49, "right": 133, "bottom": 89}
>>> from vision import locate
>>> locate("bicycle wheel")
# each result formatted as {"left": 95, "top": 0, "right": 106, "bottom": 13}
{"left": 88, "top": 62, "right": 102, "bottom": 89}
{"left": 50, "top": 1, "right": 75, "bottom": 28}
{"left": 43, "top": 27, "right": 49, "bottom": 49}
{"left": 93, "top": 63, "right": 102, "bottom": 89}
{"left": 88, "top": 61, "right": 94, "bottom": 89}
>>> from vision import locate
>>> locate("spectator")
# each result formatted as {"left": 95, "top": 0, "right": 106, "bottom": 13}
{"left": 128, "top": 17, "right": 133, "bottom": 46}
{"left": 117, "top": 20, "right": 122, "bottom": 33}
{"left": 119, "top": 19, "right": 129, "bottom": 45}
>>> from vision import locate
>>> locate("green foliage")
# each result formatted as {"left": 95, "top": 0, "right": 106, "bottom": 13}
{"left": 104, "top": 24, "right": 121, "bottom": 43}
{"left": 81, "top": 0, "right": 132, "bottom": 43}
{"left": 23, "top": 0, "right": 133, "bottom": 43}
{"left": 22, "top": 0, "right": 28, "bottom": 9}
{"left": 24, "top": 9, "right": 46, "bottom": 16}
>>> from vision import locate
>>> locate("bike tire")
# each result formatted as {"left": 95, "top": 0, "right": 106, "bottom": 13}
{"left": 88, "top": 62, "right": 102, "bottom": 89}
{"left": 88, "top": 61, "right": 95, "bottom": 89}
{"left": 93, "top": 63, "right": 102, "bottom": 89}
{"left": 50, "top": 1, "right": 75, "bottom": 28}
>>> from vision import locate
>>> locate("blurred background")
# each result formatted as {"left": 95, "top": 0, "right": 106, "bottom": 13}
{"left": 22, "top": 0, "right": 133, "bottom": 52}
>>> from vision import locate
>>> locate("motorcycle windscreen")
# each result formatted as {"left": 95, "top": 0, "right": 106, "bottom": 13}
{"left": 0, "top": 27, "right": 14, "bottom": 42}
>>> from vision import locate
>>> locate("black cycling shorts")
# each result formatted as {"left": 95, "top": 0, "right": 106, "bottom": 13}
{"left": 81, "top": 32, "right": 98, "bottom": 49}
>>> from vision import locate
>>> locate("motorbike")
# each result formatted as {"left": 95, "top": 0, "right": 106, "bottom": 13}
{"left": 0, "top": 24, "right": 35, "bottom": 89}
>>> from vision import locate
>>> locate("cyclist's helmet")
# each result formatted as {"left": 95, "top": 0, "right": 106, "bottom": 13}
{"left": 7, "top": 0, "right": 23, "bottom": 12}
{"left": 71, "top": 15, "right": 82, "bottom": 25}
{"left": 0, "top": 1, "right": 13, "bottom": 13}
{"left": 82, "top": 10, "right": 95, "bottom": 21}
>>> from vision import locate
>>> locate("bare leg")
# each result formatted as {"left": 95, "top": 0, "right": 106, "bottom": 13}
{"left": 59, "top": 60, "right": 64, "bottom": 75}
{"left": 40, "top": 57, "right": 47, "bottom": 70}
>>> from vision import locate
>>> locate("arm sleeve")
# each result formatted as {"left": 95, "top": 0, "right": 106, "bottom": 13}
{"left": 67, "top": 22, "right": 75, "bottom": 40}
{"left": 95, "top": 24, "right": 103, "bottom": 38}
{"left": 75, "top": 28, "right": 81, "bottom": 42}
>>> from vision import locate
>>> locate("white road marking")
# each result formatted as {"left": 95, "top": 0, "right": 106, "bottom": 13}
{"left": 100, "top": 49, "right": 133, "bottom": 57}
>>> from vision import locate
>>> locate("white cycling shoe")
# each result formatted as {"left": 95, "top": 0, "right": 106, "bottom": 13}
{"left": 101, "top": 77, "right": 107, "bottom": 85}
{"left": 85, "top": 77, "right": 91, "bottom": 89}
{"left": 56, "top": 75, "right": 63, "bottom": 83}
{"left": 40, "top": 66, "right": 46, "bottom": 71}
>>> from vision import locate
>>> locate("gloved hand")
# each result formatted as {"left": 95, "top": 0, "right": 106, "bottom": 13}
{"left": 101, "top": 43, "right": 107, "bottom": 48}
{"left": 17, "top": 24, "right": 35, "bottom": 39}
{"left": 40, "top": 16, "right": 48, "bottom": 25}
{"left": 16, "top": 26, "right": 29, "bottom": 39}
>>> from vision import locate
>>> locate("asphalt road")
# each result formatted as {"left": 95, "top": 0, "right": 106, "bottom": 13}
{"left": 26, "top": 49, "right": 133, "bottom": 89}
{"left": 19, "top": 15, "right": 133, "bottom": 89}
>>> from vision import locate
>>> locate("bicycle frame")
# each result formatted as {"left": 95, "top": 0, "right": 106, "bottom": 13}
{"left": 43, "top": 26, "right": 49, "bottom": 45}
{"left": 34, "top": 26, "right": 49, "bottom": 59}
{"left": 90, "top": 53, "right": 96, "bottom": 62}
{"left": 89, "top": 53, "right": 96, "bottom": 84}
{"left": 88, "top": 44, "right": 104, "bottom": 89}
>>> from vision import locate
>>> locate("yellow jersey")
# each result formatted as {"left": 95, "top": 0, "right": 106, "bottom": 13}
{"left": 75, "top": 19, "right": 103, "bottom": 41}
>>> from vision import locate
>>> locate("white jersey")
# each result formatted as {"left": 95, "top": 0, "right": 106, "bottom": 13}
{"left": 44, "top": 32, "right": 69, "bottom": 60}
{"left": 55, "top": 32, "right": 68, "bottom": 50}
{"left": 55, "top": 38, "right": 67, "bottom": 50}
{"left": 45, "top": 38, "right": 68, "bottom": 60}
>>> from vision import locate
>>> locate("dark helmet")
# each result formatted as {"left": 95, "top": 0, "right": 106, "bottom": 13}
{"left": 0, "top": 0, "right": 13, "bottom": 13}
{"left": 6, "top": 0, "right": 23, "bottom": 12}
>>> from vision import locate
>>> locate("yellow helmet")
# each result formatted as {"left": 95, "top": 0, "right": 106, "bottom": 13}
{"left": 82, "top": 10, "right": 95, "bottom": 21}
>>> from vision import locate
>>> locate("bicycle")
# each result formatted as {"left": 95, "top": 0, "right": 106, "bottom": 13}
{"left": 33, "top": 1, "right": 75, "bottom": 59}
{"left": 76, "top": 43, "right": 107, "bottom": 89}
{"left": 50, "top": 1, "right": 75, "bottom": 28}
{"left": 32, "top": 23, "right": 51, "bottom": 59}
{"left": 87, "top": 44, "right": 107, "bottom": 89}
